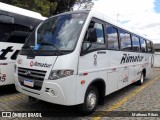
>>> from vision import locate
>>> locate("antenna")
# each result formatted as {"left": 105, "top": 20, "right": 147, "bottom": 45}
{"left": 117, "top": 13, "right": 120, "bottom": 22}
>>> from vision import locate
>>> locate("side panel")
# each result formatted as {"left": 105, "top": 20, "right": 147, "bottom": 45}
{"left": 106, "top": 71, "right": 118, "bottom": 95}
{"left": 77, "top": 49, "right": 153, "bottom": 104}
{"left": 122, "top": 68, "right": 129, "bottom": 87}
{"left": 0, "top": 63, "right": 15, "bottom": 85}
{"left": 144, "top": 53, "right": 154, "bottom": 78}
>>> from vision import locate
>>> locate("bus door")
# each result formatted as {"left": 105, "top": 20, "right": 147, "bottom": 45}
{"left": 77, "top": 19, "right": 108, "bottom": 102}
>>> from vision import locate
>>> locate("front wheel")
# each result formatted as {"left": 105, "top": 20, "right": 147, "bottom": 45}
{"left": 78, "top": 86, "right": 99, "bottom": 115}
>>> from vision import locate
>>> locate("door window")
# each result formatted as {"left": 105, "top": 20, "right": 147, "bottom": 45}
{"left": 82, "top": 21, "right": 105, "bottom": 51}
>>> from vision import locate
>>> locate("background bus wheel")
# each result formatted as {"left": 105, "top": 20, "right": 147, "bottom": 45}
{"left": 136, "top": 73, "right": 144, "bottom": 85}
{"left": 78, "top": 86, "right": 99, "bottom": 115}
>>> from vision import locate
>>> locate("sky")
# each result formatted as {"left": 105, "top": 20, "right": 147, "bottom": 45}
{"left": 76, "top": 0, "right": 160, "bottom": 43}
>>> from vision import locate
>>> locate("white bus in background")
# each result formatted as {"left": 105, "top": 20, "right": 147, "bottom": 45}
{"left": 0, "top": 2, "right": 46, "bottom": 86}
{"left": 15, "top": 9, "right": 154, "bottom": 114}
{"left": 0, "top": 2, "right": 46, "bottom": 40}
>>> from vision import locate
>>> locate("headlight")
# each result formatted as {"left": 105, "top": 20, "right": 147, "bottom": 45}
{"left": 49, "top": 70, "right": 74, "bottom": 80}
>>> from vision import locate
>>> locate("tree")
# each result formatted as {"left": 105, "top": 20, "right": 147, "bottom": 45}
{"left": 73, "top": 0, "right": 94, "bottom": 10}
{"left": 10, "top": 0, "right": 52, "bottom": 17}
{"left": 0, "top": 0, "right": 93, "bottom": 16}
{"left": 0, "top": 0, "right": 11, "bottom": 4}
{"left": 50, "top": 0, "right": 76, "bottom": 14}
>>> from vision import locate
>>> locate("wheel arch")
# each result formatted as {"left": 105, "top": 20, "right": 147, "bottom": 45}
{"left": 85, "top": 78, "right": 106, "bottom": 104}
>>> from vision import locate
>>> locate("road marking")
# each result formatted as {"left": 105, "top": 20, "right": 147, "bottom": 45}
{"left": 92, "top": 76, "right": 160, "bottom": 120}
{"left": 155, "top": 68, "right": 160, "bottom": 71}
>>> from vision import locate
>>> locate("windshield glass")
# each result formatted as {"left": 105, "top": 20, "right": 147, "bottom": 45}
{"left": 24, "top": 13, "right": 87, "bottom": 51}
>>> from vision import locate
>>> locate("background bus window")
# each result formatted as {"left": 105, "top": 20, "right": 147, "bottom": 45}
{"left": 2, "top": 31, "right": 30, "bottom": 44}
{"left": 106, "top": 25, "right": 119, "bottom": 50}
{"left": 6, "top": 36, "right": 26, "bottom": 44}
{"left": 146, "top": 40, "right": 152, "bottom": 52}
{"left": 119, "top": 29, "right": 132, "bottom": 51}
{"left": 140, "top": 38, "right": 147, "bottom": 52}
{"left": 132, "top": 35, "right": 140, "bottom": 51}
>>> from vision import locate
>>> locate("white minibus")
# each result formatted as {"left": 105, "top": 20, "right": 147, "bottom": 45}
{"left": 15, "top": 9, "right": 154, "bottom": 114}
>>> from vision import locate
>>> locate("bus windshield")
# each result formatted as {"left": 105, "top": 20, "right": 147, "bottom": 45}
{"left": 24, "top": 13, "right": 87, "bottom": 52}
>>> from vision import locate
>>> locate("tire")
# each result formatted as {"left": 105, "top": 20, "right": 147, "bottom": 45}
{"left": 78, "top": 86, "right": 99, "bottom": 115}
{"left": 136, "top": 72, "right": 144, "bottom": 85}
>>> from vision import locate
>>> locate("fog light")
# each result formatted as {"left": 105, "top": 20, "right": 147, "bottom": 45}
{"left": 50, "top": 89, "right": 57, "bottom": 96}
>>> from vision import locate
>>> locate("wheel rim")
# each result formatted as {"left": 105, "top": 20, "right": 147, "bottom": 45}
{"left": 86, "top": 91, "right": 97, "bottom": 110}
{"left": 141, "top": 74, "right": 144, "bottom": 84}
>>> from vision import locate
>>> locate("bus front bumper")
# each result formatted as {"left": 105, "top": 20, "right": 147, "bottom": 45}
{"left": 15, "top": 75, "right": 77, "bottom": 106}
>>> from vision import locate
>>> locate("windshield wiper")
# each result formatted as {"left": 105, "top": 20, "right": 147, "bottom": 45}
{"left": 38, "top": 42, "right": 63, "bottom": 55}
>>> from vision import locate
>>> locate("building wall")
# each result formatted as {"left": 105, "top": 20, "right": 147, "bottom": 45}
{"left": 154, "top": 52, "right": 160, "bottom": 67}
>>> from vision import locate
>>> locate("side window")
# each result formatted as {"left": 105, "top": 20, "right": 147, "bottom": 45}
{"left": 140, "top": 38, "right": 147, "bottom": 52}
{"left": 132, "top": 35, "right": 140, "bottom": 51}
{"left": 119, "top": 29, "right": 132, "bottom": 50}
{"left": 82, "top": 21, "right": 105, "bottom": 51}
{"left": 146, "top": 40, "right": 152, "bottom": 52}
{"left": 106, "top": 25, "right": 119, "bottom": 50}
{"left": 94, "top": 23, "right": 105, "bottom": 44}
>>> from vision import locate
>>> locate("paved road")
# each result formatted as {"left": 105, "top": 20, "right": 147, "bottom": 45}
{"left": 0, "top": 68, "right": 160, "bottom": 120}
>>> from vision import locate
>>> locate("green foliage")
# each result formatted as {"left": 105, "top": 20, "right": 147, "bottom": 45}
{"left": 10, "top": 0, "right": 51, "bottom": 17}
{"left": 0, "top": 0, "right": 77, "bottom": 17}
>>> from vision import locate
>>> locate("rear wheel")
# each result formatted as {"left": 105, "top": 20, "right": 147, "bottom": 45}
{"left": 136, "top": 72, "right": 144, "bottom": 85}
{"left": 78, "top": 86, "right": 99, "bottom": 115}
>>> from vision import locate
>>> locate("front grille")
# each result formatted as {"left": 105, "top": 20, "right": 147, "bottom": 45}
{"left": 18, "top": 67, "right": 47, "bottom": 90}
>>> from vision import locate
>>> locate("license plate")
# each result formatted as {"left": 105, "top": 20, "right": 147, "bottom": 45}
{"left": 24, "top": 80, "right": 34, "bottom": 87}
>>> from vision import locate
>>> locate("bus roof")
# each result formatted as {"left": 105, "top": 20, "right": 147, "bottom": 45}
{"left": 65, "top": 9, "right": 151, "bottom": 41}
{"left": 89, "top": 9, "right": 151, "bottom": 41}
{"left": 0, "top": 2, "right": 46, "bottom": 20}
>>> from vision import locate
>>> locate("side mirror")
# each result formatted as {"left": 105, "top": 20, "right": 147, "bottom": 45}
{"left": 88, "top": 28, "right": 97, "bottom": 43}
